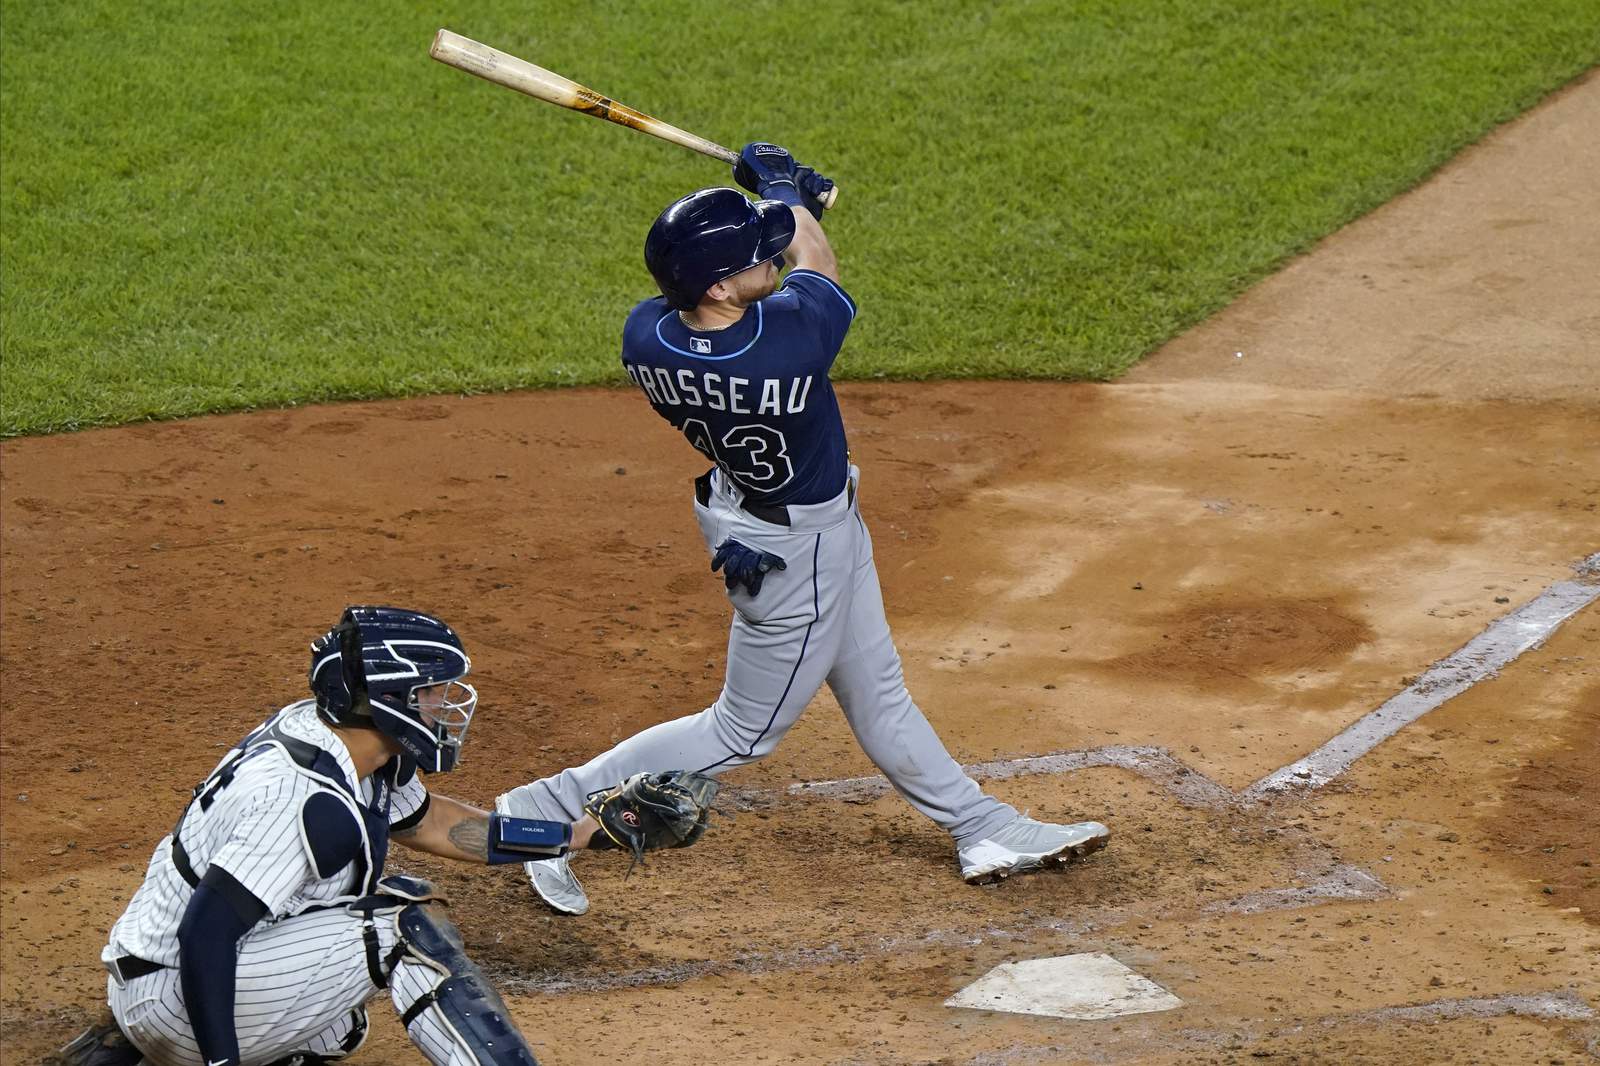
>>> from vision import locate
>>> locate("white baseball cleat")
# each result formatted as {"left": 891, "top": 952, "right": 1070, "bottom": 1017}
{"left": 495, "top": 791, "right": 589, "bottom": 915}
{"left": 524, "top": 852, "right": 589, "bottom": 916}
{"left": 957, "top": 816, "right": 1110, "bottom": 885}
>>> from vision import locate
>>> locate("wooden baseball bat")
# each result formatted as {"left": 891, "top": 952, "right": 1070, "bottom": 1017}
{"left": 429, "top": 29, "right": 837, "bottom": 210}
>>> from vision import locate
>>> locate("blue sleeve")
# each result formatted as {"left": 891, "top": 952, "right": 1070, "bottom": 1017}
{"left": 177, "top": 867, "right": 268, "bottom": 1066}
{"left": 779, "top": 270, "right": 857, "bottom": 367}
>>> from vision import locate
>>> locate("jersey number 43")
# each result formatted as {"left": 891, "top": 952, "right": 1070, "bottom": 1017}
{"left": 683, "top": 418, "right": 795, "bottom": 494}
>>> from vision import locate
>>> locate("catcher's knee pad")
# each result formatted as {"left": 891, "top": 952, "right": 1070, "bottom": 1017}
{"left": 391, "top": 904, "right": 540, "bottom": 1066}
{"left": 336, "top": 1005, "right": 370, "bottom": 1057}
{"left": 260, "top": 1005, "right": 369, "bottom": 1064}
{"left": 329, "top": 1004, "right": 370, "bottom": 1057}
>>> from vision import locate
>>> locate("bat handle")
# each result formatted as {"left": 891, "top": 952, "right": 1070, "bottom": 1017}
{"left": 715, "top": 144, "right": 840, "bottom": 210}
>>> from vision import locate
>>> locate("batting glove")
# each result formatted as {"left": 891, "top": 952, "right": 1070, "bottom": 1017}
{"left": 711, "top": 538, "right": 787, "bottom": 597}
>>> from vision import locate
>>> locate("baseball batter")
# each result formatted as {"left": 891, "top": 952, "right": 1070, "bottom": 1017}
{"left": 498, "top": 143, "right": 1109, "bottom": 915}
{"left": 54, "top": 607, "right": 716, "bottom": 1066}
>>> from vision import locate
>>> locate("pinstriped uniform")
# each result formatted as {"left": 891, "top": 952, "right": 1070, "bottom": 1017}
{"left": 105, "top": 701, "right": 426, "bottom": 969}
{"left": 100, "top": 702, "right": 478, "bottom": 1066}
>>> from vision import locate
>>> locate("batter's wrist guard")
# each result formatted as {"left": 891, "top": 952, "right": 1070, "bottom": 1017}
{"left": 486, "top": 813, "right": 570, "bottom": 865}
{"left": 757, "top": 179, "right": 804, "bottom": 208}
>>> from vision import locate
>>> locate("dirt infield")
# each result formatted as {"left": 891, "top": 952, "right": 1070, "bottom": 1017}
{"left": 3, "top": 74, "right": 1596, "bottom": 1066}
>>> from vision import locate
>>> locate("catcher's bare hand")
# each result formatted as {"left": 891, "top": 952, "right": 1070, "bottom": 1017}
{"left": 583, "top": 770, "right": 719, "bottom": 868}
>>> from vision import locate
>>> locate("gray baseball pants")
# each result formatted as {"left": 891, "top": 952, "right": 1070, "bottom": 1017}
{"left": 506, "top": 466, "right": 1016, "bottom": 847}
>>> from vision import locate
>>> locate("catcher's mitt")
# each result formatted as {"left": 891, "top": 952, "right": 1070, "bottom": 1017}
{"left": 584, "top": 770, "right": 719, "bottom": 868}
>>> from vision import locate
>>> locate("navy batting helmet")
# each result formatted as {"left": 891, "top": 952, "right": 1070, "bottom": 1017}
{"left": 644, "top": 188, "right": 795, "bottom": 310}
{"left": 309, "top": 606, "right": 477, "bottom": 774}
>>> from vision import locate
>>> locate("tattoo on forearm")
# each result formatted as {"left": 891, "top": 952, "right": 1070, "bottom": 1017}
{"left": 447, "top": 815, "right": 490, "bottom": 860}
{"left": 391, "top": 822, "right": 419, "bottom": 840}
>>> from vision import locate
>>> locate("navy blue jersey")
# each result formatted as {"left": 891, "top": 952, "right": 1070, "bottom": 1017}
{"left": 621, "top": 269, "right": 858, "bottom": 506}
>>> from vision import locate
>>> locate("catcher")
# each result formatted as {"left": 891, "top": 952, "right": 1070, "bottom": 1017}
{"left": 53, "top": 605, "right": 716, "bottom": 1066}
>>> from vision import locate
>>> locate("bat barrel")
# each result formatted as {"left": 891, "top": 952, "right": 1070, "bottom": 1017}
{"left": 431, "top": 30, "right": 837, "bottom": 209}
{"left": 430, "top": 30, "right": 736, "bottom": 160}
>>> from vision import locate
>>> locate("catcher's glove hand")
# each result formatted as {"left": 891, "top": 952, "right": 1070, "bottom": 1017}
{"left": 584, "top": 770, "right": 720, "bottom": 869}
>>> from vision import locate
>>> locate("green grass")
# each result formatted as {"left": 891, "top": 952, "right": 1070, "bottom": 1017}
{"left": 2, "top": 1, "right": 1595, "bottom": 436}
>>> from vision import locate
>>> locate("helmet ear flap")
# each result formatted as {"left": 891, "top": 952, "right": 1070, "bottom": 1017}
{"left": 336, "top": 609, "right": 371, "bottom": 716}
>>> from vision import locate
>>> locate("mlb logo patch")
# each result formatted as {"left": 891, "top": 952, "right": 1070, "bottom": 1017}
{"left": 690, "top": 337, "right": 712, "bottom": 354}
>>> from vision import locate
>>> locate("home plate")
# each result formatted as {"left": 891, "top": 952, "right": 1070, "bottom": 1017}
{"left": 945, "top": 953, "right": 1183, "bottom": 1020}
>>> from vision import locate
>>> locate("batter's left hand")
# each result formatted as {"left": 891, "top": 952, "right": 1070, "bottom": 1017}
{"left": 733, "top": 142, "right": 798, "bottom": 197}
{"left": 712, "top": 538, "right": 787, "bottom": 597}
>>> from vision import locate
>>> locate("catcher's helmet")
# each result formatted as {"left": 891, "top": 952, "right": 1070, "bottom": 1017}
{"left": 309, "top": 606, "right": 477, "bottom": 774}
{"left": 644, "top": 187, "right": 795, "bottom": 310}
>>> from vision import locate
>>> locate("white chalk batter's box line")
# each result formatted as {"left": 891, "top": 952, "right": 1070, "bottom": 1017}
{"left": 737, "top": 550, "right": 1600, "bottom": 812}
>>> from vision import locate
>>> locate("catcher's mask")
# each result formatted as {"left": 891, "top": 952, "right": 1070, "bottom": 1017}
{"left": 310, "top": 606, "right": 477, "bottom": 774}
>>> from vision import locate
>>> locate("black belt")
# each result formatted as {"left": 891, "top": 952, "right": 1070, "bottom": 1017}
{"left": 693, "top": 470, "right": 853, "bottom": 527}
{"left": 113, "top": 954, "right": 164, "bottom": 981}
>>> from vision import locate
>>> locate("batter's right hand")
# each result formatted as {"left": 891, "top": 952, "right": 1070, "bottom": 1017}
{"left": 792, "top": 165, "right": 834, "bottom": 221}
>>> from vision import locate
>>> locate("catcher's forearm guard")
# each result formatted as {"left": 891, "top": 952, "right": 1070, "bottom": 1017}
{"left": 486, "top": 813, "right": 570, "bottom": 865}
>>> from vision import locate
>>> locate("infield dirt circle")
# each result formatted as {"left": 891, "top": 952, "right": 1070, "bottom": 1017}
{"left": 2, "top": 75, "right": 1596, "bottom": 1066}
